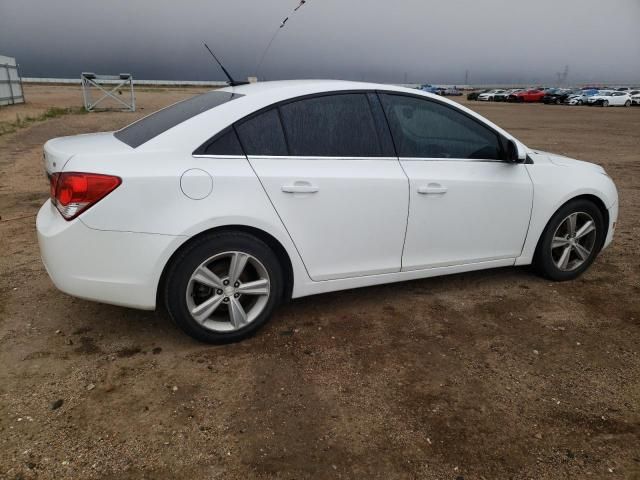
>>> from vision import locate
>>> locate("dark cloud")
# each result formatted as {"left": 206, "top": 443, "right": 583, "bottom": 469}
{"left": 1, "top": 0, "right": 639, "bottom": 84}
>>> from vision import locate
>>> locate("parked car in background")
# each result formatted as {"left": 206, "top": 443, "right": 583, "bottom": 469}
{"left": 587, "top": 91, "right": 632, "bottom": 107}
{"left": 565, "top": 89, "right": 599, "bottom": 105}
{"left": 631, "top": 92, "right": 640, "bottom": 105}
{"left": 36, "top": 80, "right": 618, "bottom": 343}
{"left": 478, "top": 89, "right": 507, "bottom": 101}
{"left": 467, "top": 89, "right": 490, "bottom": 100}
{"left": 442, "top": 86, "right": 463, "bottom": 96}
{"left": 495, "top": 89, "right": 523, "bottom": 102}
{"left": 509, "top": 89, "right": 546, "bottom": 103}
{"left": 417, "top": 84, "right": 439, "bottom": 94}
{"left": 543, "top": 89, "right": 576, "bottom": 104}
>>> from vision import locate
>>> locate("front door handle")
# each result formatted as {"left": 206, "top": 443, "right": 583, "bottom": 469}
{"left": 418, "top": 183, "right": 448, "bottom": 195}
{"left": 281, "top": 182, "right": 319, "bottom": 194}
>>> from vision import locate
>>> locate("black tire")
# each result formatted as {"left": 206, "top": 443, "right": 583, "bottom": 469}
{"left": 625, "top": 100, "right": 631, "bottom": 107}
{"left": 163, "top": 231, "right": 283, "bottom": 343}
{"left": 533, "top": 199, "right": 606, "bottom": 281}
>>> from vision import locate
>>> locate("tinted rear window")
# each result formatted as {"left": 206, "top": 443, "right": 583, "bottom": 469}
{"left": 194, "top": 127, "right": 244, "bottom": 156}
{"left": 279, "top": 93, "right": 383, "bottom": 157}
{"left": 114, "top": 91, "right": 243, "bottom": 148}
{"left": 236, "top": 108, "right": 288, "bottom": 156}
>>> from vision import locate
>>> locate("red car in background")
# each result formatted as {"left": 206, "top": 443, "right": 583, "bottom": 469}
{"left": 508, "top": 89, "right": 546, "bottom": 103}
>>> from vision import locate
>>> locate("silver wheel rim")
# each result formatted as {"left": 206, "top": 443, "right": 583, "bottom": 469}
{"left": 186, "top": 251, "right": 270, "bottom": 332}
{"left": 551, "top": 212, "right": 597, "bottom": 272}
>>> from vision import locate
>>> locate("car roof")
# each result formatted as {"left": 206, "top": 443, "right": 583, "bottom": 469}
{"left": 218, "top": 79, "right": 410, "bottom": 97}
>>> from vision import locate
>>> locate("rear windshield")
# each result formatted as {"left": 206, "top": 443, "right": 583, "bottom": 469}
{"left": 114, "top": 91, "right": 243, "bottom": 148}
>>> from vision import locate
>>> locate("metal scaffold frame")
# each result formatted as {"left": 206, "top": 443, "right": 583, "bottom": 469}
{"left": 0, "top": 58, "right": 25, "bottom": 106}
{"left": 81, "top": 72, "right": 135, "bottom": 112}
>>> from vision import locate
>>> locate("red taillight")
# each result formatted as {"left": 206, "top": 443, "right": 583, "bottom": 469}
{"left": 50, "top": 172, "right": 121, "bottom": 220}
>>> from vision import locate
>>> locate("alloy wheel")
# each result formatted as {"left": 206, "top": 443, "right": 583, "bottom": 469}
{"left": 186, "top": 251, "right": 270, "bottom": 332}
{"left": 550, "top": 212, "right": 597, "bottom": 272}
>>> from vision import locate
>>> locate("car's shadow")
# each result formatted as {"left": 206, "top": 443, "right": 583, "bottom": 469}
{"left": 54, "top": 265, "right": 542, "bottom": 353}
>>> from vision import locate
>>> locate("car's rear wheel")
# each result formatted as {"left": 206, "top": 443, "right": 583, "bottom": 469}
{"left": 602, "top": 100, "right": 609, "bottom": 107}
{"left": 534, "top": 199, "right": 605, "bottom": 281}
{"left": 625, "top": 100, "right": 631, "bottom": 107}
{"left": 577, "top": 99, "right": 583, "bottom": 105}
{"left": 164, "top": 232, "right": 283, "bottom": 343}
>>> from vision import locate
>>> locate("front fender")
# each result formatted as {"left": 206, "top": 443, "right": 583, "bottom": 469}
{"left": 516, "top": 157, "right": 618, "bottom": 265}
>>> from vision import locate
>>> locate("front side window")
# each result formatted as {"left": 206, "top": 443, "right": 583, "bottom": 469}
{"left": 379, "top": 94, "right": 503, "bottom": 160}
{"left": 279, "top": 93, "right": 382, "bottom": 157}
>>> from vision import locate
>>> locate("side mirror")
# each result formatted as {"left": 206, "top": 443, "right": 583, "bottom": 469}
{"left": 504, "top": 138, "right": 523, "bottom": 163}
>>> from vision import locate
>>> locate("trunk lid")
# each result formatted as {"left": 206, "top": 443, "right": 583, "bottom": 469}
{"left": 43, "top": 132, "right": 131, "bottom": 174}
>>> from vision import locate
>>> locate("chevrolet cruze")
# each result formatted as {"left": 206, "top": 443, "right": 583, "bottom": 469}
{"left": 37, "top": 80, "right": 618, "bottom": 342}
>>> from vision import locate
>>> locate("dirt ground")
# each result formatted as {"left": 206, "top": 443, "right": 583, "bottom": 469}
{"left": 1, "top": 85, "right": 639, "bottom": 480}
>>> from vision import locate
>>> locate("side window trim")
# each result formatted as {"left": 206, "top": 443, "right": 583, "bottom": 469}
{"left": 193, "top": 89, "right": 508, "bottom": 161}
{"left": 376, "top": 91, "right": 508, "bottom": 162}
{"left": 193, "top": 90, "right": 396, "bottom": 159}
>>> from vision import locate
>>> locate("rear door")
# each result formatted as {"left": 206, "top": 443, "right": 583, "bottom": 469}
{"left": 240, "top": 92, "right": 409, "bottom": 281}
{"left": 379, "top": 93, "right": 533, "bottom": 270}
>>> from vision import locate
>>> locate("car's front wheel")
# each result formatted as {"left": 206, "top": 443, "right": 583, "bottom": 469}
{"left": 625, "top": 100, "right": 631, "bottom": 107}
{"left": 534, "top": 199, "right": 605, "bottom": 281}
{"left": 164, "top": 231, "right": 283, "bottom": 343}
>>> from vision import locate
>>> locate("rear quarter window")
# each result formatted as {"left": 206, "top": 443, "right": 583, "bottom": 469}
{"left": 114, "top": 91, "right": 243, "bottom": 148}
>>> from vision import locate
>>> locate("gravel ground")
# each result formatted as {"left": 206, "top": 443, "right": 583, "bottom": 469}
{"left": 1, "top": 85, "right": 639, "bottom": 480}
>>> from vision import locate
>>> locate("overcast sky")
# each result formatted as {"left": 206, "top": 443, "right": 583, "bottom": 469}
{"left": 1, "top": 0, "right": 639, "bottom": 85}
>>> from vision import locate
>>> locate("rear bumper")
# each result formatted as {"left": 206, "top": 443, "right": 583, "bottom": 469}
{"left": 37, "top": 200, "right": 185, "bottom": 310}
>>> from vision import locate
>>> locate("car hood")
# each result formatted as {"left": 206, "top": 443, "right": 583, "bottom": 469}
{"left": 534, "top": 150, "right": 606, "bottom": 173}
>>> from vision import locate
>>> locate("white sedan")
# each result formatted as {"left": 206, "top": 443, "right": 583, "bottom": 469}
{"left": 587, "top": 90, "right": 632, "bottom": 107}
{"left": 477, "top": 89, "right": 506, "bottom": 101}
{"left": 37, "top": 80, "right": 618, "bottom": 343}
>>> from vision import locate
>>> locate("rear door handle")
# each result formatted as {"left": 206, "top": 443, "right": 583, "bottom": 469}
{"left": 418, "top": 183, "right": 448, "bottom": 195}
{"left": 281, "top": 183, "right": 319, "bottom": 194}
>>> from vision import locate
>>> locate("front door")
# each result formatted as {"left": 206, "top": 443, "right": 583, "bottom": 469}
{"left": 379, "top": 93, "right": 533, "bottom": 270}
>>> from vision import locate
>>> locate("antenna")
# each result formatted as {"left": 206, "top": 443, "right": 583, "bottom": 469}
{"left": 256, "top": 0, "right": 311, "bottom": 78}
{"left": 203, "top": 42, "right": 248, "bottom": 87}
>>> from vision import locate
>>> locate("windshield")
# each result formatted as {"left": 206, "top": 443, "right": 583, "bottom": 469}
{"left": 114, "top": 90, "right": 243, "bottom": 148}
